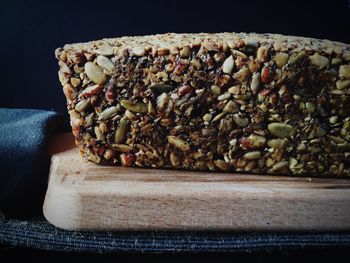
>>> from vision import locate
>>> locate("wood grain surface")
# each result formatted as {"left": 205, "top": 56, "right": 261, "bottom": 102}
{"left": 43, "top": 133, "right": 350, "bottom": 231}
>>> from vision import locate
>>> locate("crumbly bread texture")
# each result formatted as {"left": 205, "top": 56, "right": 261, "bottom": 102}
{"left": 56, "top": 32, "right": 350, "bottom": 176}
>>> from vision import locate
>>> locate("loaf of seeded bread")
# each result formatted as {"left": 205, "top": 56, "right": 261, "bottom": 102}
{"left": 56, "top": 33, "right": 350, "bottom": 176}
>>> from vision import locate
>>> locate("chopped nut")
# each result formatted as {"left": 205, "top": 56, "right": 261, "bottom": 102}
{"left": 233, "top": 66, "right": 250, "bottom": 82}
{"left": 67, "top": 51, "right": 85, "bottom": 64}
{"left": 103, "top": 149, "right": 115, "bottom": 160}
{"left": 247, "top": 134, "right": 266, "bottom": 148}
{"left": 180, "top": 46, "right": 191, "bottom": 58}
{"left": 222, "top": 55, "right": 234, "bottom": 74}
{"left": 214, "top": 160, "right": 230, "bottom": 171}
{"left": 267, "top": 139, "right": 286, "bottom": 149}
{"left": 211, "top": 85, "right": 221, "bottom": 95}
{"left": 85, "top": 62, "right": 107, "bottom": 84}
{"left": 111, "top": 144, "right": 135, "bottom": 153}
{"left": 288, "top": 51, "right": 306, "bottom": 65}
{"left": 132, "top": 46, "right": 145, "bottom": 56}
{"left": 233, "top": 114, "right": 249, "bottom": 127}
{"left": 305, "top": 102, "right": 316, "bottom": 113}
{"left": 268, "top": 123, "right": 294, "bottom": 138}
{"left": 87, "top": 152, "right": 101, "bottom": 163}
{"left": 63, "top": 84, "right": 76, "bottom": 101}
{"left": 156, "top": 92, "right": 172, "bottom": 113}
{"left": 170, "top": 152, "right": 181, "bottom": 166}
{"left": 309, "top": 53, "right": 329, "bottom": 69}
{"left": 257, "top": 46, "right": 268, "bottom": 62}
{"left": 223, "top": 100, "right": 238, "bottom": 113}
{"left": 120, "top": 153, "right": 136, "bottom": 166}
{"left": 70, "top": 77, "right": 81, "bottom": 88}
{"left": 59, "top": 61, "right": 71, "bottom": 74}
{"left": 275, "top": 52, "right": 289, "bottom": 68}
{"left": 167, "top": 136, "right": 190, "bottom": 152}
{"left": 203, "top": 113, "right": 212, "bottom": 122}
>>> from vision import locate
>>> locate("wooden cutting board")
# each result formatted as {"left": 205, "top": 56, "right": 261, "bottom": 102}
{"left": 43, "top": 133, "right": 350, "bottom": 231}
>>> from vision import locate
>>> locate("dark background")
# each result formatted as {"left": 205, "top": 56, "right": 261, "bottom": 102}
{"left": 0, "top": 0, "right": 349, "bottom": 129}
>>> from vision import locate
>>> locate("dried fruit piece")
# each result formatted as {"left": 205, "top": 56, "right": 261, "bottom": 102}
{"left": 82, "top": 84, "right": 102, "bottom": 97}
{"left": 120, "top": 153, "right": 136, "bottom": 166}
{"left": 103, "top": 149, "right": 115, "bottom": 160}
{"left": 261, "top": 67, "right": 271, "bottom": 83}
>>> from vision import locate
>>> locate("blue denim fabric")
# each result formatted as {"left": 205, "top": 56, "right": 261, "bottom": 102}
{"left": 0, "top": 108, "right": 63, "bottom": 217}
{"left": 1, "top": 218, "right": 350, "bottom": 253}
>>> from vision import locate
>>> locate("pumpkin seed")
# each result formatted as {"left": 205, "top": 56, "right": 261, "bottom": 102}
{"left": 120, "top": 100, "right": 147, "bottom": 113}
{"left": 268, "top": 122, "right": 294, "bottom": 138}
{"left": 115, "top": 117, "right": 128, "bottom": 143}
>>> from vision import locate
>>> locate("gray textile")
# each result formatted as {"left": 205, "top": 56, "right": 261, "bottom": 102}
{"left": 0, "top": 108, "right": 63, "bottom": 217}
{"left": 1, "top": 218, "right": 350, "bottom": 253}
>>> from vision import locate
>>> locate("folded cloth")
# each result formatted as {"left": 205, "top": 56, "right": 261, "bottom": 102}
{"left": 0, "top": 108, "right": 63, "bottom": 218}
{"left": 0, "top": 218, "right": 350, "bottom": 253}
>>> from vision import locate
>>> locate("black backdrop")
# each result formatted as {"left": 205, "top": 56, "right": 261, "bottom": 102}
{"left": 1, "top": 0, "right": 349, "bottom": 129}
